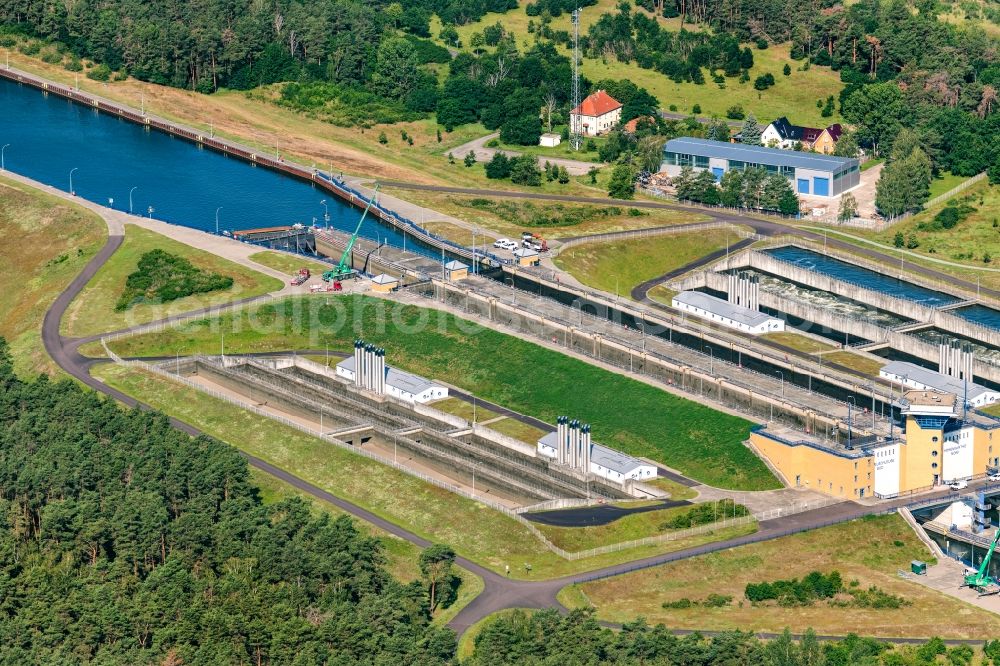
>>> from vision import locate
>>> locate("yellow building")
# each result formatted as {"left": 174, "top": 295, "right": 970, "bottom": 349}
{"left": 370, "top": 274, "right": 399, "bottom": 293}
{"left": 750, "top": 390, "right": 999, "bottom": 499}
{"left": 444, "top": 260, "right": 469, "bottom": 281}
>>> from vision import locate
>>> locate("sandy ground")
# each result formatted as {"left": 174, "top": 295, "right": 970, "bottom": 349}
{"left": 450, "top": 133, "right": 605, "bottom": 177}
{"left": 909, "top": 556, "right": 1000, "bottom": 616}
{"left": 799, "top": 162, "right": 883, "bottom": 223}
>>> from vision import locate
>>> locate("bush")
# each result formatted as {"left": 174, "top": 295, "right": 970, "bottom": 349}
{"left": 485, "top": 139, "right": 500, "bottom": 148}
{"left": 745, "top": 571, "right": 843, "bottom": 606}
{"left": 753, "top": 73, "right": 775, "bottom": 90}
{"left": 86, "top": 63, "right": 112, "bottom": 81}
{"left": 509, "top": 155, "right": 542, "bottom": 186}
{"left": 660, "top": 499, "right": 748, "bottom": 530}
{"left": 692, "top": 104, "right": 702, "bottom": 114}
{"left": 485, "top": 152, "right": 512, "bottom": 179}
{"left": 725, "top": 104, "right": 745, "bottom": 120}
{"left": 662, "top": 598, "right": 693, "bottom": 609}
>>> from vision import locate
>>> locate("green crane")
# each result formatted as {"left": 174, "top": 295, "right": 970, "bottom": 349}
{"left": 964, "top": 528, "right": 1000, "bottom": 594}
{"left": 323, "top": 184, "right": 379, "bottom": 282}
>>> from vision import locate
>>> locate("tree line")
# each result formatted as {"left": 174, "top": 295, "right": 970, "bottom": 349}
{"left": 0, "top": 340, "right": 456, "bottom": 664}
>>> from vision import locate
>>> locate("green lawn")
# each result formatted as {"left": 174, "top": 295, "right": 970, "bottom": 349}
{"left": 250, "top": 467, "right": 483, "bottom": 625}
{"left": 860, "top": 158, "right": 884, "bottom": 172}
{"left": 61, "top": 224, "right": 283, "bottom": 337}
{"left": 644, "top": 477, "right": 700, "bottom": 501}
{"left": 927, "top": 171, "right": 972, "bottom": 200}
{"left": 101, "top": 295, "right": 777, "bottom": 490}
{"left": 427, "top": 396, "right": 502, "bottom": 423}
{"left": 533, "top": 503, "right": 755, "bottom": 553}
{"left": 0, "top": 175, "right": 107, "bottom": 377}
{"left": 248, "top": 250, "right": 331, "bottom": 276}
{"left": 560, "top": 514, "right": 1000, "bottom": 639}
{"left": 487, "top": 418, "right": 548, "bottom": 444}
{"left": 493, "top": 130, "right": 607, "bottom": 164}
{"left": 553, "top": 229, "right": 739, "bottom": 296}
{"left": 762, "top": 331, "right": 837, "bottom": 354}
{"left": 91, "top": 362, "right": 765, "bottom": 577}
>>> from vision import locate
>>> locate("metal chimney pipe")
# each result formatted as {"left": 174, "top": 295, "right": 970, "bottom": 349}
{"left": 570, "top": 420, "right": 580, "bottom": 469}
{"left": 354, "top": 339, "right": 363, "bottom": 387}
{"left": 582, "top": 424, "right": 591, "bottom": 474}
{"left": 378, "top": 348, "right": 386, "bottom": 394}
{"left": 557, "top": 416, "right": 567, "bottom": 465}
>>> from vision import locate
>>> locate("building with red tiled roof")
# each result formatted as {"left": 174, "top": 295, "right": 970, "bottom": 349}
{"left": 569, "top": 90, "right": 623, "bottom": 137}
{"left": 622, "top": 115, "right": 655, "bottom": 134}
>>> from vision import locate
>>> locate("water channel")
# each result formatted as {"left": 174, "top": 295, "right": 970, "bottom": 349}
{"left": 0, "top": 77, "right": 436, "bottom": 259}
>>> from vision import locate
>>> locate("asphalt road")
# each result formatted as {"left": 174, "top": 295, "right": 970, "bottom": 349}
{"left": 524, "top": 499, "right": 692, "bottom": 527}
{"left": 39, "top": 187, "right": 995, "bottom": 645}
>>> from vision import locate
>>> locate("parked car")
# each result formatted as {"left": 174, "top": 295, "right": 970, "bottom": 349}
{"left": 988, "top": 473, "right": 1000, "bottom": 482}
{"left": 493, "top": 238, "right": 515, "bottom": 250}
{"left": 949, "top": 480, "right": 969, "bottom": 490}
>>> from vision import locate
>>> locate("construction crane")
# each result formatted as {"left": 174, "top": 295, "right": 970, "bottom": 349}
{"left": 323, "top": 184, "right": 379, "bottom": 282}
{"left": 964, "top": 528, "right": 1000, "bottom": 595}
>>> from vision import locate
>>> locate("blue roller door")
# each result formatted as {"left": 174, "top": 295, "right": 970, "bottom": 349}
{"left": 711, "top": 167, "right": 725, "bottom": 181}
{"left": 797, "top": 178, "right": 810, "bottom": 194}
{"left": 813, "top": 177, "right": 830, "bottom": 196}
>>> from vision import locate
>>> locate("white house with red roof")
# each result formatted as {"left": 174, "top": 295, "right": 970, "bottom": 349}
{"left": 569, "top": 90, "right": 622, "bottom": 137}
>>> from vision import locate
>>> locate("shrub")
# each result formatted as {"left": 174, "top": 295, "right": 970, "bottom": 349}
{"left": 745, "top": 571, "right": 843, "bottom": 606}
{"left": 692, "top": 103, "right": 702, "bottom": 114}
{"left": 86, "top": 63, "right": 112, "bottom": 81}
{"left": 662, "top": 598, "right": 693, "bottom": 609}
{"left": 485, "top": 138, "right": 500, "bottom": 148}
{"left": 753, "top": 73, "right": 775, "bottom": 90}
{"left": 378, "top": 132, "right": 388, "bottom": 144}
{"left": 660, "top": 499, "right": 749, "bottom": 530}
{"left": 725, "top": 104, "right": 745, "bottom": 120}
{"left": 485, "top": 152, "right": 512, "bottom": 179}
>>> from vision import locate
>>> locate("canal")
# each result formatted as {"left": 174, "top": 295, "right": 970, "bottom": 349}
{"left": 0, "top": 77, "right": 437, "bottom": 259}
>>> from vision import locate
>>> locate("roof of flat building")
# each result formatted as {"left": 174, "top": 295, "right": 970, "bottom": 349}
{"left": 881, "top": 361, "right": 995, "bottom": 403}
{"left": 664, "top": 137, "right": 859, "bottom": 172}
{"left": 538, "top": 431, "right": 651, "bottom": 475}
{"left": 672, "top": 290, "right": 777, "bottom": 327}
{"left": 337, "top": 356, "right": 437, "bottom": 395}
{"left": 371, "top": 273, "right": 398, "bottom": 284}
{"left": 444, "top": 260, "right": 468, "bottom": 270}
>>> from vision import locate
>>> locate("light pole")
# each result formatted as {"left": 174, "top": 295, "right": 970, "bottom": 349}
{"left": 69, "top": 167, "right": 78, "bottom": 194}
{"left": 776, "top": 370, "right": 784, "bottom": 398}
{"left": 215, "top": 206, "right": 223, "bottom": 235}
{"left": 704, "top": 345, "right": 714, "bottom": 374}
{"left": 847, "top": 397, "right": 855, "bottom": 448}
{"left": 147, "top": 206, "right": 155, "bottom": 218}
{"left": 129, "top": 186, "right": 137, "bottom": 214}
{"left": 320, "top": 199, "right": 329, "bottom": 225}
{"left": 1, "top": 144, "right": 8, "bottom": 170}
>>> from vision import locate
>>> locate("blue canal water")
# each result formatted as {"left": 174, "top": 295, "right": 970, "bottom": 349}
{"left": 0, "top": 77, "right": 436, "bottom": 259}
{"left": 954, "top": 304, "right": 1000, "bottom": 331}
{"left": 765, "top": 246, "right": 959, "bottom": 307}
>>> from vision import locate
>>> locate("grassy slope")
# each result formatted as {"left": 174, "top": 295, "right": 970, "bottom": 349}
{"left": 533, "top": 503, "right": 755, "bottom": 552}
{"left": 250, "top": 467, "right": 483, "bottom": 625}
{"left": 61, "top": 224, "right": 283, "bottom": 337}
{"left": 100, "top": 295, "right": 777, "bottom": 490}
{"left": 553, "top": 229, "right": 735, "bottom": 295}
{"left": 92, "top": 362, "right": 756, "bottom": 578}
{"left": 762, "top": 332, "right": 837, "bottom": 354}
{"left": 444, "top": 0, "right": 843, "bottom": 126}
{"left": 0, "top": 176, "right": 106, "bottom": 376}
{"left": 564, "top": 514, "right": 1000, "bottom": 639}
{"left": 823, "top": 351, "right": 886, "bottom": 377}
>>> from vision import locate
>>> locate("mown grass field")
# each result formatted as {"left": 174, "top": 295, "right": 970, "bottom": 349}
{"left": 0, "top": 175, "right": 106, "bottom": 377}
{"left": 249, "top": 467, "right": 483, "bottom": 625}
{"left": 927, "top": 171, "right": 971, "bottom": 199}
{"left": 533, "top": 503, "right": 755, "bottom": 553}
{"left": 61, "top": 224, "right": 283, "bottom": 337}
{"left": 553, "top": 228, "right": 738, "bottom": 296}
{"left": 91, "top": 362, "right": 759, "bottom": 577}
{"left": 560, "top": 514, "right": 1000, "bottom": 639}
{"left": 248, "top": 250, "right": 331, "bottom": 276}
{"left": 442, "top": 1, "right": 843, "bottom": 126}
{"left": 99, "top": 295, "right": 777, "bottom": 490}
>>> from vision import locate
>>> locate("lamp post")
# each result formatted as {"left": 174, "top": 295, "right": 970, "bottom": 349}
{"left": 320, "top": 199, "right": 329, "bottom": 225}
{"left": 69, "top": 167, "right": 78, "bottom": 195}
{"left": 129, "top": 186, "right": 137, "bottom": 214}
{"left": 775, "top": 370, "right": 784, "bottom": 398}
{"left": 847, "top": 397, "right": 856, "bottom": 448}
{"left": 1, "top": 144, "right": 8, "bottom": 170}
{"left": 215, "top": 206, "right": 223, "bottom": 235}
{"left": 147, "top": 206, "right": 155, "bottom": 218}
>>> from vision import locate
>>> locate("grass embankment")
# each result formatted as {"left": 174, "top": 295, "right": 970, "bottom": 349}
{"left": 820, "top": 182, "right": 1000, "bottom": 293}
{"left": 250, "top": 467, "right": 483, "bottom": 625}
{"left": 381, "top": 189, "right": 708, "bottom": 240}
{"left": 823, "top": 351, "right": 887, "bottom": 377}
{"left": 553, "top": 229, "right": 737, "bottom": 296}
{"left": 61, "top": 224, "right": 283, "bottom": 337}
{"left": 443, "top": 1, "right": 842, "bottom": 126}
{"left": 762, "top": 331, "right": 837, "bottom": 354}
{"left": 92, "top": 362, "right": 755, "bottom": 578}
{"left": 248, "top": 250, "right": 330, "bottom": 276}
{"left": 560, "top": 514, "right": 1000, "bottom": 639}
{"left": 101, "top": 295, "right": 776, "bottom": 490}
{"left": 644, "top": 477, "right": 700, "bottom": 501}
{"left": 0, "top": 175, "right": 106, "bottom": 376}
{"left": 533, "top": 502, "right": 754, "bottom": 553}
{"left": 982, "top": 403, "right": 1000, "bottom": 418}
{"left": 646, "top": 285, "right": 678, "bottom": 308}
{"left": 927, "top": 171, "right": 972, "bottom": 199}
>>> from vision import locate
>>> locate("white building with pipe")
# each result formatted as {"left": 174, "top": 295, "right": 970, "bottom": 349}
{"left": 537, "top": 416, "right": 657, "bottom": 483}
{"left": 335, "top": 340, "right": 448, "bottom": 403}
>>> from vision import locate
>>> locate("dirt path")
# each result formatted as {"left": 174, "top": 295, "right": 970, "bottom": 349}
{"left": 451, "top": 132, "right": 605, "bottom": 176}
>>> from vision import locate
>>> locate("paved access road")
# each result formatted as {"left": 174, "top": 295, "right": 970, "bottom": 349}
{"left": 36, "top": 174, "right": 993, "bottom": 645}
